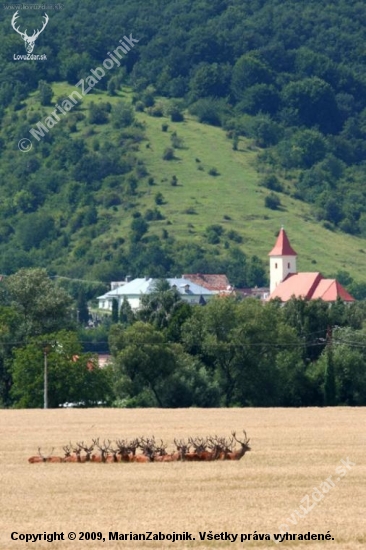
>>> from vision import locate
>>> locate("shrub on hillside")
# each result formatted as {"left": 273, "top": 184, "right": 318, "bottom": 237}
{"left": 265, "top": 193, "right": 281, "bottom": 210}
{"left": 162, "top": 147, "right": 175, "bottom": 160}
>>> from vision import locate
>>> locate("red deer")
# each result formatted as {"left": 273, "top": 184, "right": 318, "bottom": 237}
{"left": 28, "top": 448, "right": 47, "bottom": 464}
{"left": 93, "top": 439, "right": 111, "bottom": 463}
{"left": 189, "top": 437, "right": 216, "bottom": 461}
{"left": 128, "top": 438, "right": 140, "bottom": 457}
{"left": 69, "top": 443, "right": 85, "bottom": 463}
{"left": 79, "top": 442, "right": 96, "bottom": 462}
{"left": 62, "top": 443, "right": 79, "bottom": 463}
{"left": 226, "top": 430, "right": 251, "bottom": 460}
{"left": 173, "top": 438, "right": 198, "bottom": 461}
{"left": 152, "top": 439, "right": 167, "bottom": 462}
{"left": 134, "top": 437, "right": 155, "bottom": 462}
{"left": 212, "top": 436, "right": 235, "bottom": 460}
{"left": 28, "top": 448, "right": 62, "bottom": 463}
{"left": 115, "top": 439, "right": 132, "bottom": 462}
{"left": 106, "top": 444, "right": 120, "bottom": 463}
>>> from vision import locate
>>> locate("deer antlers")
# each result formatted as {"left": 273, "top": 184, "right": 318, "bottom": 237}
{"left": 232, "top": 430, "right": 250, "bottom": 448}
{"left": 29, "top": 429, "right": 251, "bottom": 464}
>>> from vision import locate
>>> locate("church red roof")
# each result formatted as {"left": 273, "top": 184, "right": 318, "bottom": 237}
{"left": 311, "top": 279, "right": 355, "bottom": 302}
{"left": 268, "top": 228, "right": 297, "bottom": 257}
{"left": 269, "top": 272, "right": 355, "bottom": 302}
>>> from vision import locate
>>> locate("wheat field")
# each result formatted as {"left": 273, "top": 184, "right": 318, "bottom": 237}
{"left": 0, "top": 407, "right": 365, "bottom": 549}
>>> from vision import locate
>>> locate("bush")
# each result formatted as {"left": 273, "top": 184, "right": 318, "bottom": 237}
{"left": 171, "top": 109, "right": 184, "bottom": 122}
{"left": 135, "top": 101, "right": 145, "bottom": 112}
{"left": 88, "top": 101, "right": 110, "bottom": 124}
{"left": 171, "top": 133, "right": 184, "bottom": 149}
{"left": 154, "top": 192, "right": 164, "bottom": 205}
{"left": 322, "top": 221, "right": 334, "bottom": 231}
{"left": 147, "top": 104, "right": 164, "bottom": 117}
{"left": 265, "top": 193, "right": 281, "bottom": 210}
{"left": 208, "top": 167, "right": 219, "bottom": 176}
{"left": 162, "top": 147, "right": 175, "bottom": 160}
{"left": 261, "top": 174, "right": 283, "bottom": 192}
{"left": 227, "top": 230, "right": 243, "bottom": 243}
{"left": 144, "top": 208, "right": 164, "bottom": 221}
{"left": 171, "top": 175, "right": 178, "bottom": 186}
{"left": 206, "top": 224, "right": 224, "bottom": 236}
{"left": 162, "top": 123, "right": 169, "bottom": 132}
{"left": 189, "top": 98, "right": 228, "bottom": 126}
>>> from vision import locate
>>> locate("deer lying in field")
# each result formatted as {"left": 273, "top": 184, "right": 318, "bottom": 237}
{"left": 27, "top": 429, "right": 251, "bottom": 464}
{"left": 134, "top": 436, "right": 156, "bottom": 462}
{"left": 28, "top": 448, "right": 62, "bottom": 463}
{"left": 225, "top": 430, "right": 251, "bottom": 460}
{"left": 93, "top": 438, "right": 111, "bottom": 463}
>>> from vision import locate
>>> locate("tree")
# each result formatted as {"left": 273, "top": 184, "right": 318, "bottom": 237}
{"left": 0, "top": 306, "right": 23, "bottom": 407}
{"left": 112, "top": 298, "right": 119, "bottom": 323}
{"left": 10, "top": 330, "right": 112, "bottom": 408}
{"left": 76, "top": 290, "right": 89, "bottom": 325}
{"left": 112, "top": 102, "right": 135, "bottom": 128}
{"left": 16, "top": 212, "right": 56, "bottom": 251}
{"left": 330, "top": 327, "right": 366, "bottom": 405}
{"left": 189, "top": 62, "right": 231, "bottom": 100}
{"left": 110, "top": 321, "right": 218, "bottom": 408}
{"left": 138, "top": 279, "right": 182, "bottom": 329}
{"left": 112, "top": 322, "right": 176, "bottom": 407}
{"left": 231, "top": 54, "right": 273, "bottom": 101}
{"left": 130, "top": 218, "right": 148, "bottom": 242}
{"left": 107, "top": 78, "right": 117, "bottom": 96}
{"left": 281, "top": 77, "right": 340, "bottom": 133}
{"left": 119, "top": 297, "right": 135, "bottom": 325}
{"left": 5, "top": 268, "right": 74, "bottom": 338}
{"left": 37, "top": 80, "right": 53, "bottom": 106}
{"left": 88, "top": 102, "right": 110, "bottom": 124}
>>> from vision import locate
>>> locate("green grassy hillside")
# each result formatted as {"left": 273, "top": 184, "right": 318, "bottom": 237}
{"left": 3, "top": 80, "right": 365, "bottom": 288}
{"left": 47, "top": 83, "right": 366, "bottom": 282}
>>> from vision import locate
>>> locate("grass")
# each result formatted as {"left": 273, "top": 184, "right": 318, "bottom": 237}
{"left": 23, "top": 82, "right": 366, "bottom": 281}
{"left": 0, "top": 407, "right": 365, "bottom": 549}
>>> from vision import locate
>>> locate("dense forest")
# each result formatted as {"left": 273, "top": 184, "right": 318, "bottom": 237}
{"left": 1, "top": 1, "right": 366, "bottom": 285}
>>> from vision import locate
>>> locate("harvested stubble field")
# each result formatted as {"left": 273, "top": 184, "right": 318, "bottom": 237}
{"left": 0, "top": 407, "right": 365, "bottom": 550}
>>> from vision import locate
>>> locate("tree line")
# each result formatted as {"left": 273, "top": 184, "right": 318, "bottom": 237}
{"left": 1, "top": 271, "right": 366, "bottom": 409}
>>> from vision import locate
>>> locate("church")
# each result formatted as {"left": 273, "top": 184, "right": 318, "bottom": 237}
{"left": 267, "top": 228, "right": 355, "bottom": 302}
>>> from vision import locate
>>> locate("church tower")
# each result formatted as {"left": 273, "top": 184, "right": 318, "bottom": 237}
{"left": 268, "top": 228, "right": 297, "bottom": 293}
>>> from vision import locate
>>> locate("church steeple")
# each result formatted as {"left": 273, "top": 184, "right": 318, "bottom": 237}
{"left": 269, "top": 228, "right": 297, "bottom": 293}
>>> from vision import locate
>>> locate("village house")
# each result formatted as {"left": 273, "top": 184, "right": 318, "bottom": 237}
{"left": 267, "top": 228, "right": 355, "bottom": 302}
{"left": 97, "top": 276, "right": 215, "bottom": 311}
{"left": 182, "top": 273, "right": 233, "bottom": 294}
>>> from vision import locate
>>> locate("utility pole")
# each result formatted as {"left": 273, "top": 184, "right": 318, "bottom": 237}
{"left": 42, "top": 342, "right": 55, "bottom": 409}
{"left": 324, "top": 325, "right": 336, "bottom": 406}
{"left": 43, "top": 346, "right": 48, "bottom": 409}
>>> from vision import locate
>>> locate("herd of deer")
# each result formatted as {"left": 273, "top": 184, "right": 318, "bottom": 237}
{"left": 28, "top": 430, "right": 251, "bottom": 463}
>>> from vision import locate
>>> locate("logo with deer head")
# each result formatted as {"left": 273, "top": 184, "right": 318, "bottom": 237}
{"left": 11, "top": 11, "right": 49, "bottom": 54}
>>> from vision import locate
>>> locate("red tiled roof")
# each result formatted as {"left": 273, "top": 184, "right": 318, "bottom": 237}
{"left": 269, "top": 272, "right": 355, "bottom": 302}
{"left": 270, "top": 272, "right": 322, "bottom": 300}
{"left": 311, "top": 279, "right": 355, "bottom": 302}
{"left": 183, "top": 274, "right": 231, "bottom": 291}
{"left": 268, "top": 228, "right": 297, "bottom": 257}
